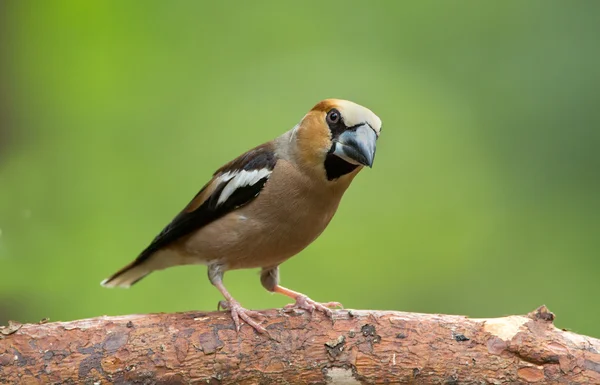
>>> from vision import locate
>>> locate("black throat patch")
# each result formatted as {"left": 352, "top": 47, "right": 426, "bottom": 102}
{"left": 323, "top": 109, "right": 362, "bottom": 180}
{"left": 324, "top": 145, "right": 359, "bottom": 180}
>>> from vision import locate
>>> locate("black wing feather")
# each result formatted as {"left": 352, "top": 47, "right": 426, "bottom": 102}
{"left": 134, "top": 143, "right": 277, "bottom": 265}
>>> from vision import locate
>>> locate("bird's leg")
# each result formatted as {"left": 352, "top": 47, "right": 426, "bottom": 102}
{"left": 275, "top": 286, "right": 343, "bottom": 316}
{"left": 261, "top": 267, "right": 342, "bottom": 317}
{"left": 208, "top": 264, "right": 266, "bottom": 334}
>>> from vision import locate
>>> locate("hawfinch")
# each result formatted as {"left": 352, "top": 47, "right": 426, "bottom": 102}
{"left": 101, "top": 99, "right": 382, "bottom": 333}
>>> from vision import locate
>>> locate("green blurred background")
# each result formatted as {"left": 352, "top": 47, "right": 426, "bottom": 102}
{"left": 1, "top": 1, "right": 599, "bottom": 337}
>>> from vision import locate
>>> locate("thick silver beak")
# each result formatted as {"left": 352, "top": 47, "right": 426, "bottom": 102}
{"left": 332, "top": 124, "right": 378, "bottom": 167}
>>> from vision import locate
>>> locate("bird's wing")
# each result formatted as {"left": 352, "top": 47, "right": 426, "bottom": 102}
{"left": 135, "top": 142, "right": 277, "bottom": 264}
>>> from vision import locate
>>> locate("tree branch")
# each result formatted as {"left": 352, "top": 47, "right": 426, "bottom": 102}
{"left": 1, "top": 306, "right": 599, "bottom": 384}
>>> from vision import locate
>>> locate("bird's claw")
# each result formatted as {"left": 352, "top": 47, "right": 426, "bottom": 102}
{"left": 283, "top": 295, "right": 343, "bottom": 317}
{"left": 218, "top": 300, "right": 266, "bottom": 334}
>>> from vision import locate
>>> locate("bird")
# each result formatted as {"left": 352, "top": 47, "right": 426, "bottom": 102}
{"left": 101, "top": 99, "right": 382, "bottom": 334}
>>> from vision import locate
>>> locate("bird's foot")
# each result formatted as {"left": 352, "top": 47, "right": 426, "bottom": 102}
{"left": 283, "top": 295, "right": 343, "bottom": 317}
{"left": 218, "top": 300, "right": 266, "bottom": 334}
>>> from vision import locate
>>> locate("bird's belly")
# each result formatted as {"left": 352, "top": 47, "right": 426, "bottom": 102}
{"left": 180, "top": 199, "right": 339, "bottom": 270}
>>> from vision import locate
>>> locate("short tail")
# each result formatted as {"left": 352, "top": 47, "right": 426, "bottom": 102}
{"left": 100, "top": 259, "right": 151, "bottom": 288}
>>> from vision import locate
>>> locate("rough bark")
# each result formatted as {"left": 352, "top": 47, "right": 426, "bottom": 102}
{"left": 1, "top": 306, "right": 599, "bottom": 384}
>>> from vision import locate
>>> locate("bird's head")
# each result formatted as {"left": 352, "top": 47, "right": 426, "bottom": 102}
{"left": 293, "top": 99, "right": 381, "bottom": 180}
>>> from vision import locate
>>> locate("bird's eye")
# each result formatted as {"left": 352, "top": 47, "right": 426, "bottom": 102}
{"left": 326, "top": 109, "right": 340, "bottom": 125}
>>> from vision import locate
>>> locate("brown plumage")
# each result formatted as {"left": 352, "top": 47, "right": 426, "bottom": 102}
{"left": 101, "top": 99, "right": 382, "bottom": 333}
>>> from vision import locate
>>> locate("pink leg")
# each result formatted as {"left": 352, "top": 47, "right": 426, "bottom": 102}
{"left": 273, "top": 285, "right": 343, "bottom": 317}
{"left": 208, "top": 265, "right": 266, "bottom": 334}
{"left": 214, "top": 280, "right": 266, "bottom": 333}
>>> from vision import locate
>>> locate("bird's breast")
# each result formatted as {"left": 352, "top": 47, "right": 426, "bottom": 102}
{"left": 180, "top": 160, "right": 349, "bottom": 270}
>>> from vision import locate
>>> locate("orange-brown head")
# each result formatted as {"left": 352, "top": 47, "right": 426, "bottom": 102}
{"left": 292, "top": 99, "right": 382, "bottom": 180}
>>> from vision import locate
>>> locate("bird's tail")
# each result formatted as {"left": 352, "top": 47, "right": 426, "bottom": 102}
{"left": 100, "top": 259, "right": 151, "bottom": 288}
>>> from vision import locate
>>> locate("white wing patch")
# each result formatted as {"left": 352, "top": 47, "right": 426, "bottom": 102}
{"left": 216, "top": 169, "right": 271, "bottom": 206}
